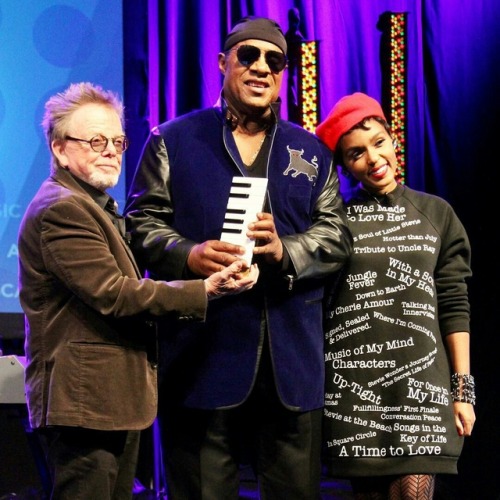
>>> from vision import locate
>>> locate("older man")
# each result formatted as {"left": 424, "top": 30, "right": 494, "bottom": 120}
{"left": 18, "top": 82, "right": 257, "bottom": 499}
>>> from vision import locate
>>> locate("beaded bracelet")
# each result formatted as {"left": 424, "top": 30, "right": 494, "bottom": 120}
{"left": 451, "top": 373, "right": 476, "bottom": 405}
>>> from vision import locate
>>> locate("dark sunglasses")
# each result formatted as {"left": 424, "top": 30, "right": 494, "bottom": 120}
{"left": 234, "top": 45, "right": 287, "bottom": 74}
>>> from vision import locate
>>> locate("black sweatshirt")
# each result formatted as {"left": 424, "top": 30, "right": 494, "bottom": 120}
{"left": 323, "top": 183, "right": 472, "bottom": 476}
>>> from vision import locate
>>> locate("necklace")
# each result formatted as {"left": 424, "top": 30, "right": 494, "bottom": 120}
{"left": 245, "top": 134, "right": 266, "bottom": 166}
{"left": 370, "top": 193, "right": 384, "bottom": 205}
{"left": 362, "top": 187, "right": 385, "bottom": 205}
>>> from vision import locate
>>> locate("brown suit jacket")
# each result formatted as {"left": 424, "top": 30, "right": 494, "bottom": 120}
{"left": 18, "top": 168, "right": 207, "bottom": 431}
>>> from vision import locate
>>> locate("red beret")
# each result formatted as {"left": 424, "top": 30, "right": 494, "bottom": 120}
{"left": 316, "top": 92, "right": 387, "bottom": 152}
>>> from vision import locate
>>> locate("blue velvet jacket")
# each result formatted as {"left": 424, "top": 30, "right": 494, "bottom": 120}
{"left": 125, "top": 99, "right": 353, "bottom": 410}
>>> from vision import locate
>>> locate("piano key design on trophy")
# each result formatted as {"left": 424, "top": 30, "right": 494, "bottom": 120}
{"left": 220, "top": 176, "right": 269, "bottom": 266}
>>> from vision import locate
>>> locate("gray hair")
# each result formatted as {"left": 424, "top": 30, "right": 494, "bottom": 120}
{"left": 42, "top": 82, "right": 124, "bottom": 173}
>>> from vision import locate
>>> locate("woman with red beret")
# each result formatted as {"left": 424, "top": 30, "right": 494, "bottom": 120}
{"left": 316, "top": 93, "right": 476, "bottom": 499}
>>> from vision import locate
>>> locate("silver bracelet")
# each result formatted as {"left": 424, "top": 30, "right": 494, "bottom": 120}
{"left": 451, "top": 373, "right": 476, "bottom": 405}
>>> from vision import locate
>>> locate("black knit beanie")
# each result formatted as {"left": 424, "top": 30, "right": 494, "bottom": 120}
{"left": 223, "top": 16, "right": 287, "bottom": 55}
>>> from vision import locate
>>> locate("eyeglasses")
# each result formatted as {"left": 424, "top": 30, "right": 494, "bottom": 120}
{"left": 233, "top": 45, "right": 287, "bottom": 74}
{"left": 65, "top": 134, "right": 129, "bottom": 154}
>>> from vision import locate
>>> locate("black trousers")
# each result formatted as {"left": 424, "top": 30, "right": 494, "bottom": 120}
{"left": 37, "top": 426, "right": 140, "bottom": 500}
{"left": 159, "top": 347, "right": 323, "bottom": 500}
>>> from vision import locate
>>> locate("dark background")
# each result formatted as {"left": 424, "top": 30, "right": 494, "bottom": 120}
{"left": 1, "top": 1, "right": 498, "bottom": 498}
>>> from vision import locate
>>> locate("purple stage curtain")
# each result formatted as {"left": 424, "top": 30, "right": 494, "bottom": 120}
{"left": 123, "top": 2, "right": 500, "bottom": 498}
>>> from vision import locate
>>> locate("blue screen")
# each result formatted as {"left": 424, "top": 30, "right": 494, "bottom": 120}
{"left": 0, "top": 1, "right": 124, "bottom": 314}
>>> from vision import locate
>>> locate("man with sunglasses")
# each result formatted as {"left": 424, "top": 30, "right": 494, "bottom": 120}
{"left": 17, "top": 82, "right": 258, "bottom": 499}
{"left": 125, "top": 16, "right": 352, "bottom": 499}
